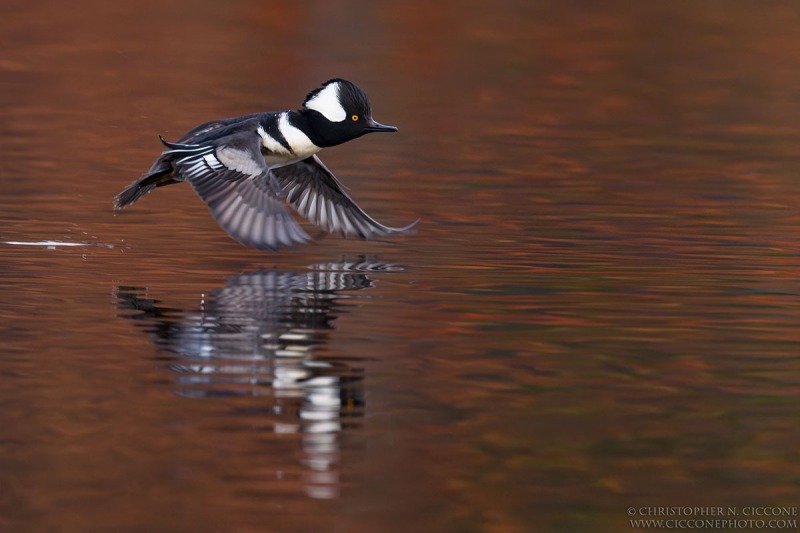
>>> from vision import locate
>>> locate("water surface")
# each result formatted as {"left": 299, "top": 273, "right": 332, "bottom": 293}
{"left": 1, "top": 1, "right": 799, "bottom": 532}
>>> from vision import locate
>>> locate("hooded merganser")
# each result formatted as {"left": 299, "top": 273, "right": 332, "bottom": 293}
{"left": 113, "top": 79, "right": 417, "bottom": 250}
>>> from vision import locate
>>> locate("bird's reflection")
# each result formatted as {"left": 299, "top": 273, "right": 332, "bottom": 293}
{"left": 115, "top": 257, "right": 401, "bottom": 499}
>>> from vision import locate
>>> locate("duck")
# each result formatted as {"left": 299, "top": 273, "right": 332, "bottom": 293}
{"left": 113, "top": 78, "right": 417, "bottom": 250}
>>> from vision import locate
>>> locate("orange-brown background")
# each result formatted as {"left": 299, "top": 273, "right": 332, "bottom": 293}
{"left": 1, "top": 1, "right": 799, "bottom": 531}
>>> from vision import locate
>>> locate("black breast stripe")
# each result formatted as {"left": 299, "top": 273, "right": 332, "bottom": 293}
{"left": 260, "top": 114, "right": 292, "bottom": 153}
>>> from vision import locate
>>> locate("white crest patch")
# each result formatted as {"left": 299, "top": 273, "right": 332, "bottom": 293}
{"left": 305, "top": 82, "right": 346, "bottom": 122}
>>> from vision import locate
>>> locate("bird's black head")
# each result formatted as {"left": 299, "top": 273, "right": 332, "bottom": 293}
{"left": 301, "top": 79, "right": 397, "bottom": 147}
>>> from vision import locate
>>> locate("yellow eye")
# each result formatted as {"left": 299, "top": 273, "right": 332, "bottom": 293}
{"left": 351, "top": 114, "right": 359, "bottom": 121}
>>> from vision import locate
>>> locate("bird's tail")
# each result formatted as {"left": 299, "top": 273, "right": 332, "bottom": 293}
{"left": 113, "top": 168, "right": 176, "bottom": 210}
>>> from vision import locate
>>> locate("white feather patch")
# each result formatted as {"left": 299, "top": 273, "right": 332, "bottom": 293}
{"left": 278, "top": 112, "right": 321, "bottom": 159}
{"left": 257, "top": 125, "right": 291, "bottom": 155}
{"left": 204, "top": 153, "right": 223, "bottom": 170}
{"left": 304, "top": 82, "right": 346, "bottom": 122}
{"left": 216, "top": 146, "right": 262, "bottom": 175}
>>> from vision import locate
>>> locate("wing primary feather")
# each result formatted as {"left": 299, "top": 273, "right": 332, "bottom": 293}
{"left": 327, "top": 202, "right": 340, "bottom": 233}
{"left": 318, "top": 199, "right": 328, "bottom": 229}
{"left": 168, "top": 130, "right": 312, "bottom": 251}
{"left": 307, "top": 193, "right": 318, "bottom": 221}
{"left": 297, "top": 188, "right": 312, "bottom": 215}
{"left": 230, "top": 203, "right": 254, "bottom": 239}
{"left": 271, "top": 155, "right": 416, "bottom": 240}
{"left": 250, "top": 210, "right": 265, "bottom": 248}
{"left": 336, "top": 205, "right": 355, "bottom": 236}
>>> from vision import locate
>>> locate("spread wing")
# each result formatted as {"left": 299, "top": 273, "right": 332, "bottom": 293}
{"left": 272, "top": 155, "right": 418, "bottom": 239}
{"left": 164, "top": 133, "right": 310, "bottom": 250}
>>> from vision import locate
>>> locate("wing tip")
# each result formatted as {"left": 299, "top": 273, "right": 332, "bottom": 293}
{"left": 243, "top": 232, "right": 313, "bottom": 252}
{"left": 365, "top": 216, "right": 421, "bottom": 239}
{"left": 221, "top": 210, "right": 313, "bottom": 252}
{"left": 393, "top": 217, "right": 421, "bottom": 235}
